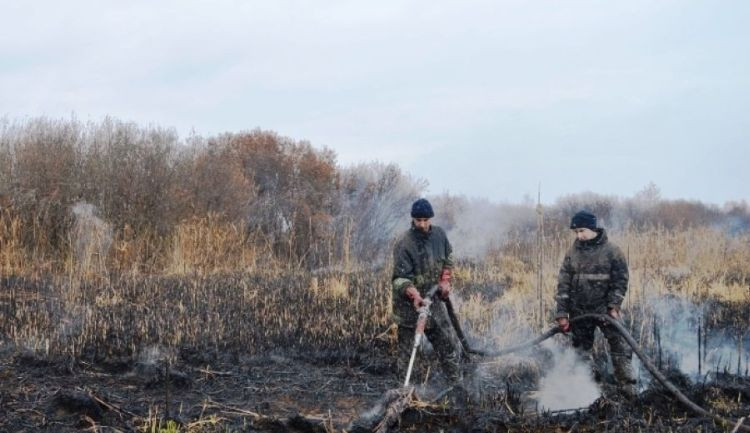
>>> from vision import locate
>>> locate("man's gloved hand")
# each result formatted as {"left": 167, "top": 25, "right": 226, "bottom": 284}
{"left": 556, "top": 317, "right": 571, "bottom": 333}
{"left": 405, "top": 285, "right": 425, "bottom": 310}
{"left": 438, "top": 268, "right": 452, "bottom": 300}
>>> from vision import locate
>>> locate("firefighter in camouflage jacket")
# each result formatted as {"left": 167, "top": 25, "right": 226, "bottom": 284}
{"left": 392, "top": 198, "right": 461, "bottom": 386}
{"left": 555, "top": 210, "right": 636, "bottom": 397}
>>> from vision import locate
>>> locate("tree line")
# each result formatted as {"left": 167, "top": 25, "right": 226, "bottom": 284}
{"left": 0, "top": 116, "right": 747, "bottom": 273}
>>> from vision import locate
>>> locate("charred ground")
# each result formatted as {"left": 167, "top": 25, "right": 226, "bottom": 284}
{"left": 2, "top": 335, "right": 750, "bottom": 432}
{"left": 2, "top": 272, "right": 750, "bottom": 433}
{"left": 2, "top": 225, "right": 750, "bottom": 432}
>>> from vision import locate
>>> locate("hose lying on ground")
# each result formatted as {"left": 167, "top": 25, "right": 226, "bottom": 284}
{"left": 472, "top": 327, "right": 561, "bottom": 357}
{"left": 475, "top": 313, "right": 750, "bottom": 432}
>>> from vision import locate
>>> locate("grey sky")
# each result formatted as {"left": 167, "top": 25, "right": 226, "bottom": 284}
{"left": 2, "top": 1, "right": 748, "bottom": 204}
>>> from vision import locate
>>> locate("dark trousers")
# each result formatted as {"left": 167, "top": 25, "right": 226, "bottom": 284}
{"left": 571, "top": 317, "right": 635, "bottom": 388}
{"left": 396, "top": 301, "right": 461, "bottom": 385}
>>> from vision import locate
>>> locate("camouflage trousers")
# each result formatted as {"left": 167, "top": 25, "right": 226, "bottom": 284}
{"left": 396, "top": 300, "right": 462, "bottom": 385}
{"left": 571, "top": 316, "right": 636, "bottom": 396}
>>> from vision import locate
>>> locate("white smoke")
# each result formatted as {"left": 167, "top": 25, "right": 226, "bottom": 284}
{"left": 431, "top": 195, "right": 535, "bottom": 260}
{"left": 139, "top": 345, "right": 174, "bottom": 365}
{"left": 643, "top": 295, "right": 747, "bottom": 378}
{"left": 461, "top": 294, "right": 600, "bottom": 412}
{"left": 533, "top": 340, "right": 601, "bottom": 411}
{"left": 71, "top": 202, "right": 112, "bottom": 272}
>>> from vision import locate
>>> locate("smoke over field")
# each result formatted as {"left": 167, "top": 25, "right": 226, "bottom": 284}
{"left": 1, "top": 117, "right": 750, "bottom": 431}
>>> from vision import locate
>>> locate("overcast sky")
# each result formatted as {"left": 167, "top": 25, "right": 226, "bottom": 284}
{"left": 2, "top": 1, "right": 748, "bottom": 204}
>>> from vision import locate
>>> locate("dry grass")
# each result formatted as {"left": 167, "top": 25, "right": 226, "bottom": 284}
{"left": 1, "top": 215, "right": 749, "bottom": 364}
{"left": 454, "top": 227, "right": 750, "bottom": 358}
{"left": 0, "top": 211, "right": 25, "bottom": 275}
{"left": 164, "top": 215, "right": 265, "bottom": 276}
{"left": 2, "top": 218, "right": 750, "bottom": 432}
{"left": 0, "top": 271, "right": 391, "bottom": 359}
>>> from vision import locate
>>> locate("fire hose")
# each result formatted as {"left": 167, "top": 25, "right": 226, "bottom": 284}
{"left": 403, "top": 285, "right": 440, "bottom": 387}
{"left": 464, "top": 313, "right": 750, "bottom": 432}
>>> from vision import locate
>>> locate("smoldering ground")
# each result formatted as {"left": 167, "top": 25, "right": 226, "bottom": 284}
{"left": 533, "top": 341, "right": 601, "bottom": 411}
{"left": 3, "top": 276, "right": 750, "bottom": 432}
{"left": 2, "top": 195, "right": 750, "bottom": 431}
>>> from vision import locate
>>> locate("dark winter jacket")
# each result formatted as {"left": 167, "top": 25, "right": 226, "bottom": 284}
{"left": 554, "top": 229, "right": 629, "bottom": 319}
{"left": 391, "top": 224, "right": 453, "bottom": 324}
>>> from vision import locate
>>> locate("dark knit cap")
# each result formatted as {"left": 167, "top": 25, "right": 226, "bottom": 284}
{"left": 411, "top": 198, "right": 434, "bottom": 219}
{"left": 570, "top": 210, "right": 597, "bottom": 230}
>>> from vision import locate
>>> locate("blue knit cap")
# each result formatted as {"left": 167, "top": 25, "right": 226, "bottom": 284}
{"left": 411, "top": 198, "right": 434, "bottom": 218}
{"left": 570, "top": 210, "right": 597, "bottom": 230}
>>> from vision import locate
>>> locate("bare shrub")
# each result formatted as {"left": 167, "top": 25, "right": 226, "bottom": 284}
{"left": 80, "top": 117, "right": 180, "bottom": 236}
{"left": 334, "top": 162, "right": 426, "bottom": 268}
{"left": 227, "top": 129, "right": 339, "bottom": 268}
{"left": 4, "top": 117, "right": 84, "bottom": 255}
{"left": 175, "top": 135, "right": 254, "bottom": 222}
{"left": 551, "top": 191, "right": 616, "bottom": 230}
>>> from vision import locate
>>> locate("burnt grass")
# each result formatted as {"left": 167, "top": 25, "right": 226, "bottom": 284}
{"left": 2, "top": 275, "right": 750, "bottom": 432}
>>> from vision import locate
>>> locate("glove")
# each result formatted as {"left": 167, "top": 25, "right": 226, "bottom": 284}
{"left": 405, "top": 285, "right": 425, "bottom": 310}
{"left": 438, "top": 268, "right": 452, "bottom": 300}
{"left": 557, "top": 318, "right": 571, "bottom": 333}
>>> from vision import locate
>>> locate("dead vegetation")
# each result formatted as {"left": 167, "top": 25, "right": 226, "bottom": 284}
{"left": 2, "top": 225, "right": 749, "bottom": 432}
{"left": 1, "top": 117, "right": 750, "bottom": 431}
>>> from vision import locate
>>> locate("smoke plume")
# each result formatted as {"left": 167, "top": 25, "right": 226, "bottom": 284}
{"left": 71, "top": 202, "right": 112, "bottom": 272}
{"left": 534, "top": 340, "right": 600, "bottom": 411}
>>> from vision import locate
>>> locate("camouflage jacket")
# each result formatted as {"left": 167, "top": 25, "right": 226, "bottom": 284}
{"left": 391, "top": 224, "right": 454, "bottom": 324}
{"left": 554, "top": 229, "right": 629, "bottom": 319}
